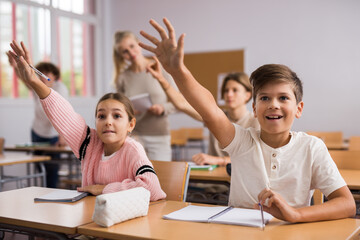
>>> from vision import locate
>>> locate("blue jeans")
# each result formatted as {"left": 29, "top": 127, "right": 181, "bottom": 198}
{"left": 31, "top": 129, "right": 60, "bottom": 188}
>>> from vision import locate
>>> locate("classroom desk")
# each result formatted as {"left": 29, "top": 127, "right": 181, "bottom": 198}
{"left": 0, "top": 152, "right": 50, "bottom": 191}
{"left": 0, "top": 186, "right": 95, "bottom": 239}
{"left": 190, "top": 166, "right": 230, "bottom": 184}
{"left": 78, "top": 200, "right": 360, "bottom": 240}
{"left": 340, "top": 169, "right": 360, "bottom": 190}
{"left": 326, "top": 142, "right": 349, "bottom": 151}
{"left": 5, "top": 145, "right": 80, "bottom": 181}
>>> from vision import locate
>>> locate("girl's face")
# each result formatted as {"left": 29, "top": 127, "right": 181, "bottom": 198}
{"left": 117, "top": 36, "right": 143, "bottom": 63}
{"left": 95, "top": 99, "right": 135, "bottom": 155}
{"left": 223, "top": 80, "right": 251, "bottom": 110}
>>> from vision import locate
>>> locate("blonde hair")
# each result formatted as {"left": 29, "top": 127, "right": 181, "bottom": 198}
{"left": 112, "top": 31, "right": 139, "bottom": 87}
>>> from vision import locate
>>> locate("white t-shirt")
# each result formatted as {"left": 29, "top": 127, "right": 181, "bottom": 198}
{"left": 32, "top": 81, "right": 69, "bottom": 138}
{"left": 224, "top": 124, "right": 346, "bottom": 208}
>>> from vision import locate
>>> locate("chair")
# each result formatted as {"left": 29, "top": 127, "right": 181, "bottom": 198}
{"left": 312, "top": 189, "right": 324, "bottom": 205}
{"left": 0, "top": 138, "right": 4, "bottom": 154}
{"left": 329, "top": 150, "right": 360, "bottom": 170}
{"left": 170, "top": 129, "right": 188, "bottom": 160}
{"left": 151, "top": 160, "right": 190, "bottom": 201}
{"left": 307, "top": 131, "right": 344, "bottom": 149}
{"left": 181, "top": 127, "right": 206, "bottom": 159}
{"left": 349, "top": 137, "right": 360, "bottom": 151}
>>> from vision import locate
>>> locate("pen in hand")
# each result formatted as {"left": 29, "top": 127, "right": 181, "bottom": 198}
{"left": 258, "top": 202, "right": 265, "bottom": 230}
{"left": 12, "top": 53, "right": 51, "bottom": 81}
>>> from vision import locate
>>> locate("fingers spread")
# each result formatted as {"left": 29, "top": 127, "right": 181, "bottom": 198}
{"left": 149, "top": 19, "right": 168, "bottom": 40}
{"left": 163, "top": 18, "right": 176, "bottom": 40}
{"left": 138, "top": 42, "right": 156, "bottom": 54}
{"left": 140, "top": 30, "right": 160, "bottom": 46}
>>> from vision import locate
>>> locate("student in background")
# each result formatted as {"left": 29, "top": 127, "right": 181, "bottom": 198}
{"left": 139, "top": 18, "right": 355, "bottom": 222}
{"left": 148, "top": 57, "right": 259, "bottom": 166}
{"left": 8, "top": 40, "right": 166, "bottom": 200}
{"left": 112, "top": 31, "right": 178, "bottom": 161}
{"left": 7, "top": 53, "right": 68, "bottom": 188}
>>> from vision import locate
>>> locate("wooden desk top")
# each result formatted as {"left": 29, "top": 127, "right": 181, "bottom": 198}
{"left": 190, "top": 166, "right": 230, "bottom": 183}
{"left": 340, "top": 169, "right": 360, "bottom": 190}
{"left": 78, "top": 200, "right": 360, "bottom": 240}
{"left": 0, "top": 152, "right": 50, "bottom": 166}
{"left": 5, "top": 145, "right": 73, "bottom": 154}
{"left": 0, "top": 187, "right": 95, "bottom": 234}
{"left": 326, "top": 142, "right": 349, "bottom": 151}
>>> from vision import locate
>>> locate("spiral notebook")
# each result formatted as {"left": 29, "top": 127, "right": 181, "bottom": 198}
{"left": 163, "top": 205, "right": 273, "bottom": 228}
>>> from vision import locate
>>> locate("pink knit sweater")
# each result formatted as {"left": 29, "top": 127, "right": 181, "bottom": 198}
{"left": 41, "top": 89, "right": 166, "bottom": 201}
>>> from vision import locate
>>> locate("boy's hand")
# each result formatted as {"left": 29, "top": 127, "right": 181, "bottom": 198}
{"left": 77, "top": 185, "right": 105, "bottom": 196}
{"left": 139, "top": 18, "right": 185, "bottom": 74}
{"left": 254, "top": 188, "right": 301, "bottom": 223}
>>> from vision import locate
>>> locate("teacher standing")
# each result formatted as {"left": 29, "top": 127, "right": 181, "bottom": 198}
{"left": 112, "top": 31, "right": 177, "bottom": 161}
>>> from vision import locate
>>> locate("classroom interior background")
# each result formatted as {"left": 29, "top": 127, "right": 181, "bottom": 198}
{"left": 0, "top": 0, "right": 359, "bottom": 146}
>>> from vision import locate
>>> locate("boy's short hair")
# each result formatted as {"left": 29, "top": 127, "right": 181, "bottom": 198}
{"left": 35, "top": 62, "right": 60, "bottom": 81}
{"left": 250, "top": 64, "right": 303, "bottom": 103}
{"left": 220, "top": 72, "right": 252, "bottom": 103}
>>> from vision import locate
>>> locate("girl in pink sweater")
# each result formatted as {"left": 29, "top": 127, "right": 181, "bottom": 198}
{"left": 9, "top": 40, "right": 166, "bottom": 201}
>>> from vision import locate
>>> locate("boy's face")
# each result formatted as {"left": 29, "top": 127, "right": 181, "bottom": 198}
{"left": 253, "top": 82, "right": 303, "bottom": 138}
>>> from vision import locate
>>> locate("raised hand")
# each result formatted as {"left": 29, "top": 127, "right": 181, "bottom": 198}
{"left": 8, "top": 40, "right": 50, "bottom": 98}
{"left": 8, "top": 40, "right": 38, "bottom": 86}
{"left": 139, "top": 18, "right": 185, "bottom": 74}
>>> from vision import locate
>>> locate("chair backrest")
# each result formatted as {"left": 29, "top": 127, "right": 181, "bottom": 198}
{"left": 170, "top": 129, "right": 188, "bottom": 146}
{"left": 307, "top": 131, "right": 343, "bottom": 144}
{"left": 329, "top": 150, "right": 360, "bottom": 170}
{"left": 312, "top": 189, "right": 324, "bottom": 205}
{"left": 0, "top": 138, "right": 4, "bottom": 154}
{"left": 181, "top": 128, "right": 204, "bottom": 141}
{"left": 349, "top": 136, "right": 360, "bottom": 151}
{"left": 151, "top": 160, "right": 190, "bottom": 201}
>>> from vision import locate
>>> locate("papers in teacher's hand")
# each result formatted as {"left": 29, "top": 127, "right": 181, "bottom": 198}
{"left": 188, "top": 162, "right": 218, "bottom": 171}
{"left": 163, "top": 205, "right": 273, "bottom": 228}
{"left": 129, "top": 93, "right": 152, "bottom": 113}
{"left": 34, "top": 189, "right": 89, "bottom": 203}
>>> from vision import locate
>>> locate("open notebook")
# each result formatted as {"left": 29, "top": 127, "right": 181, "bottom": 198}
{"left": 34, "top": 189, "right": 89, "bottom": 203}
{"left": 163, "top": 205, "right": 273, "bottom": 228}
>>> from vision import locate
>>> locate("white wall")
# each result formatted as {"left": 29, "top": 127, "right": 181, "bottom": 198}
{"left": 1, "top": 0, "right": 359, "bottom": 145}
{"left": 101, "top": 0, "right": 360, "bottom": 137}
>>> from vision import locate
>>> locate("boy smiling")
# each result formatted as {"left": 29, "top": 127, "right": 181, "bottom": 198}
{"left": 139, "top": 18, "right": 356, "bottom": 222}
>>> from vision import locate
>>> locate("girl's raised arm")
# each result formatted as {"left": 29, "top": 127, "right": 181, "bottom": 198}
{"left": 139, "top": 18, "right": 234, "bottom": 148}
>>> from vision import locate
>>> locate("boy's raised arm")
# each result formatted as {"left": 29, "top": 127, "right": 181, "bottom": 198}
{"left": 139, "top": 18, "right": 234, "bottom": 148}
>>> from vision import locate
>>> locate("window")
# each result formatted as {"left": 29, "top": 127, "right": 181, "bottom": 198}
{"left": 0, "top": 0, "right": 98, "bottom": 98}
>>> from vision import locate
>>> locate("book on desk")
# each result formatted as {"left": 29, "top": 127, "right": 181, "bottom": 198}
{"left": 34, "top": 189, "right": 89, "bottom": 203}
{"left": 189, "top": 162, "right": 218, "bottom": 171}
{"left": 163, "top": 205, "right": 273, "bottom": 228}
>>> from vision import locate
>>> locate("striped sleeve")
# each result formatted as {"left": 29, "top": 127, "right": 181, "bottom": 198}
{"left": 40, "top": 89, "right": 88, "bottom": 158}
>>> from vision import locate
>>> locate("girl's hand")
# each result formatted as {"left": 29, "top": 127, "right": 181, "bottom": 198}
{"left": 148, "top": 104, "right": 165, "bottom": 116}
{"left": 8, "top": 40, "right": 40, "bottom": 87}
{"left": 254, "top": 188, "right": 301, "bottom": 223}
{"left": 139, "top": 18, "right": 185, "bottom": 74}
{"left": 77, "top": 185, "right": 105, "bottom": 196}
{"left": 8, "top": 40, "right": 50, "bottom": 98}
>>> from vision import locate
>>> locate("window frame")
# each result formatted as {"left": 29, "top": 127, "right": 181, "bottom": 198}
{"left": 0, "top": 0, "right": 104, "bottom": 100}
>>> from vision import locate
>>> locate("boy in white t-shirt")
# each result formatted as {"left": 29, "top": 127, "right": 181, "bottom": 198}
{"left": 139, "top": 18, "right": 355, "bottom": 222}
